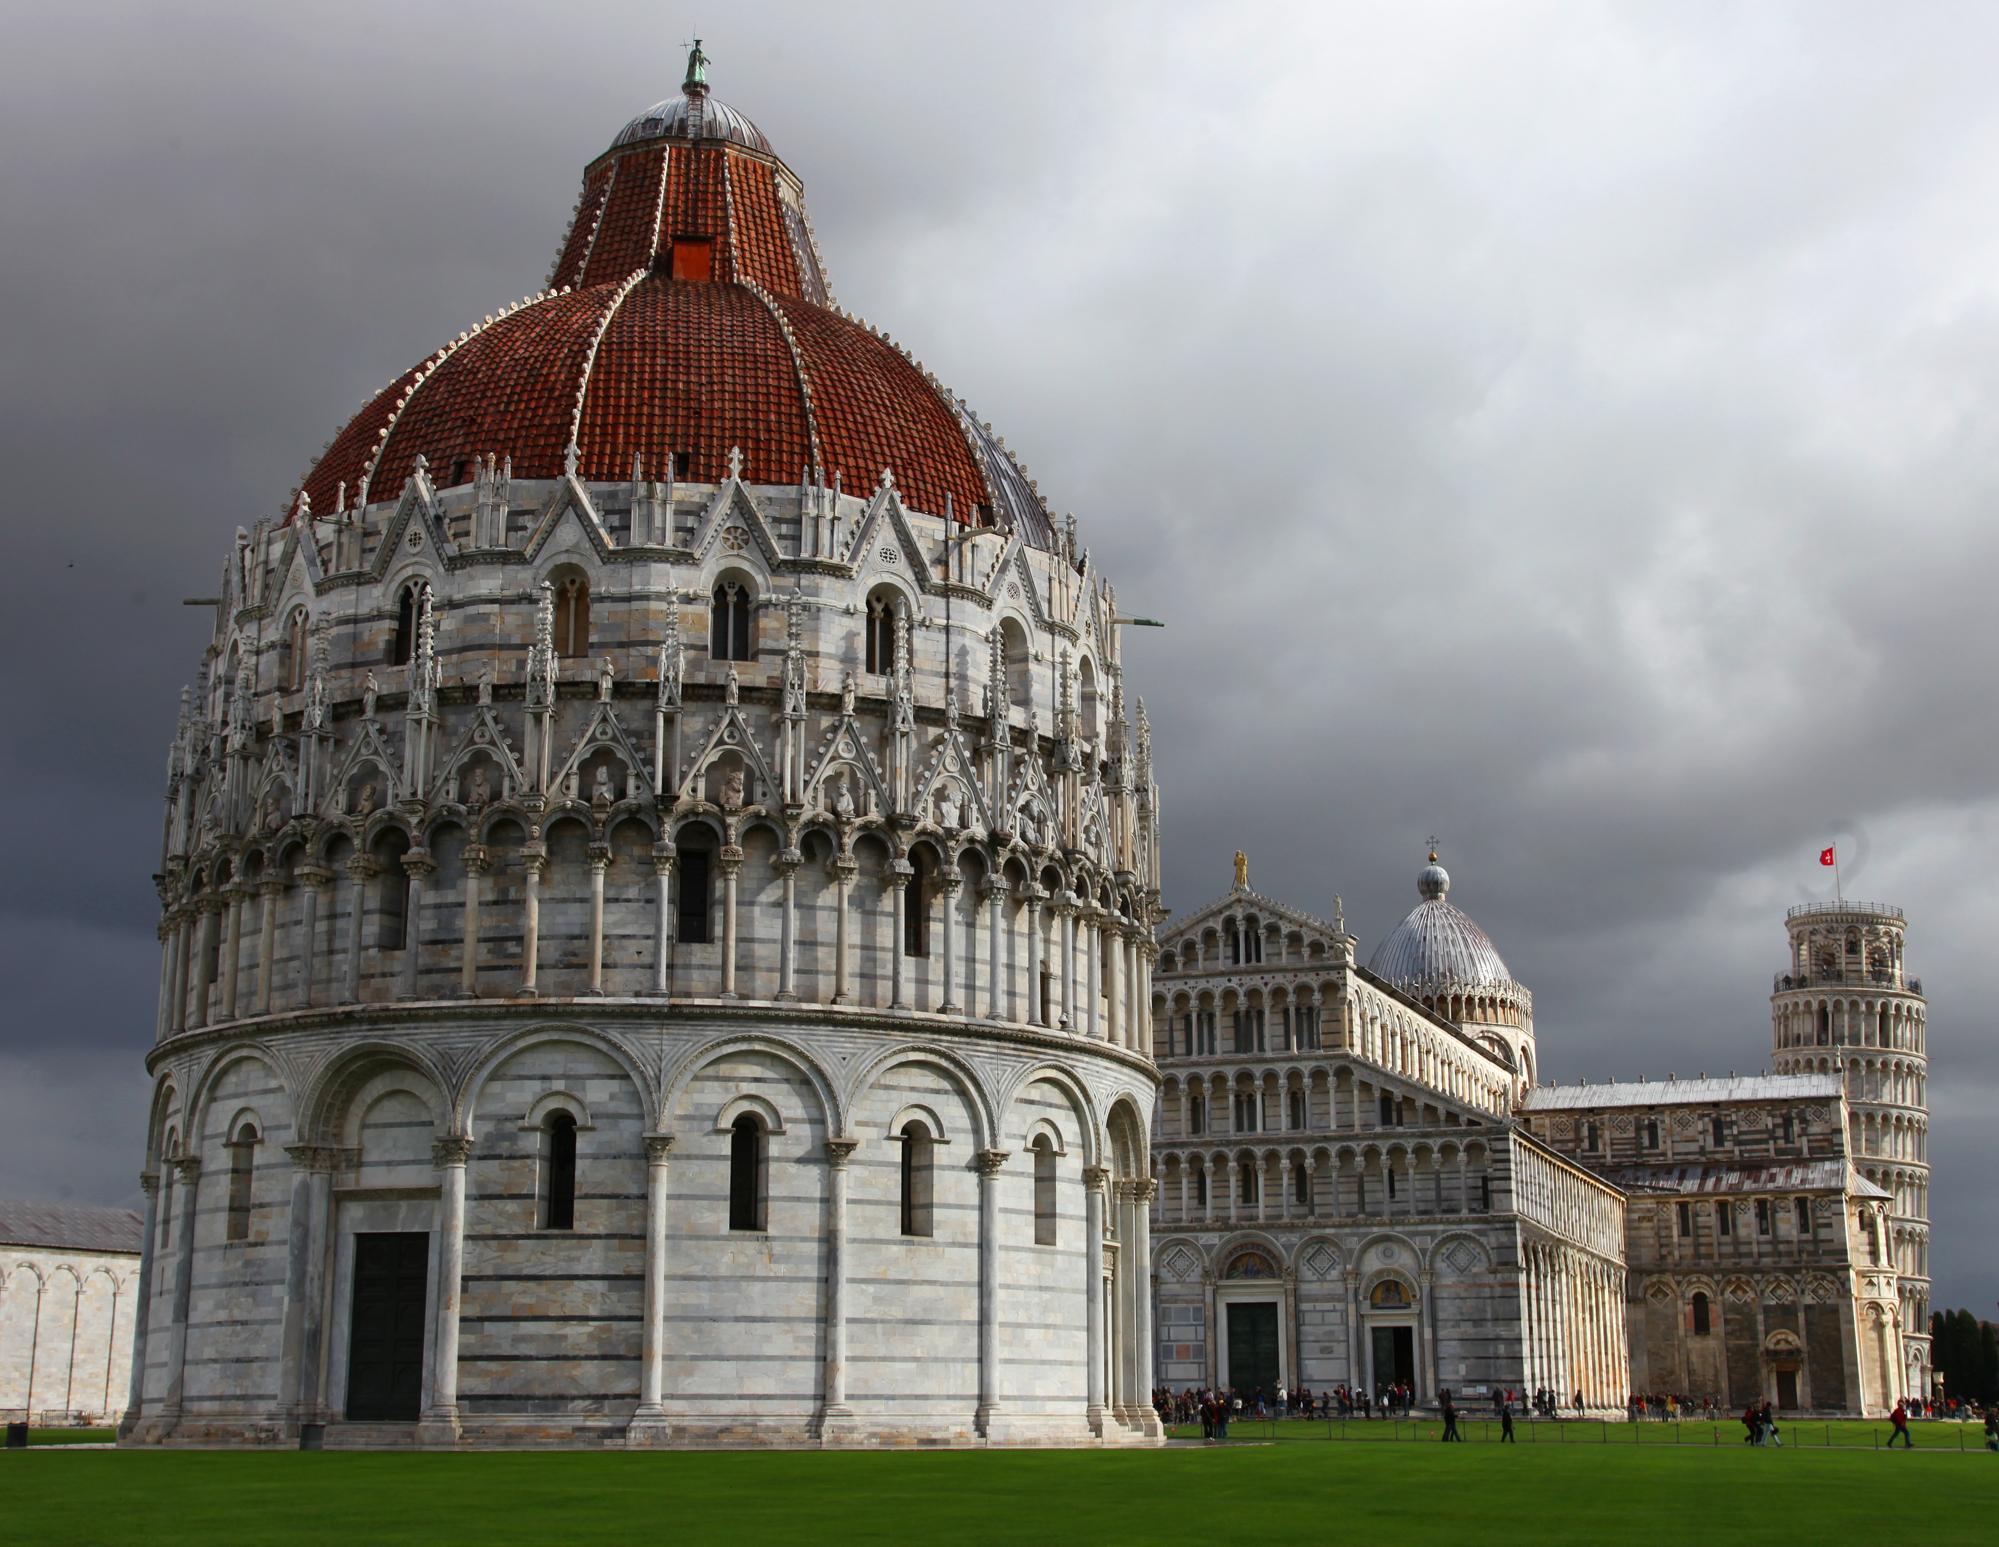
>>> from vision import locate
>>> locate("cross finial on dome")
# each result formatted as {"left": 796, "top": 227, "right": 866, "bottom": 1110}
{"left": 683, "top": 37, "right": 710, "bottom": 96}
{"left": 1426, "top": 833, "right": 1440, "bottom": 863}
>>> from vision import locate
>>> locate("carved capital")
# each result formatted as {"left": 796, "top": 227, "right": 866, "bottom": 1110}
{"left": 975, "top": 1147, "right": 1010, "bottom": 1177}
{"left": 344, "top": 855, "right": 377, "bottom": 882}
{"left": 172, "top": 1155, "right": 202, "bottom": 1182}
{"left": 401, "top": 848, "right": 437, "bottom": 879}
{"left": 1135, "top": 1178, "right": 1159, "bottom": 1204}
{"left": 824, "top": 1138, "right": 859, "bottom": 1169}
{"left": 463, "top": 844, "right": 490, "bottom": 876}
{"left": 643, "top": 1134, "right": 676, "bottom": 1165}
{"left": 587, "top": 846, "right": 612, "bottom": 871}
{"left": 139, "top": 1171, "right": 160, "bottom": 1199}
{"left": 939, "top": 872, "right": 964, "bottom": 896}
{"left": 718, "top": 846, "right": 744, "bottom": 874}
{"left": 284, "top": 1143, "right": 340, "bottom": 1174}
{"left": 257, "top": 875, "right": 288, "bottom": 896}
{"left": 431, "top": 1135, "right": 475, "bottom": 1168}
{"left": 1082, "top": 1164, "right": 1111, "bottom": 1194}
{"left": 775, "top": 848, "right": 804, "bottom": 873}
{"left": 296, "top": 864, "right": 334, "bottom": 890}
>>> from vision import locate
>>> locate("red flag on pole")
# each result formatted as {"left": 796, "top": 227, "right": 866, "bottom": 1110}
{"left": 1819, "top": 846, "right": 1836, "bottom": 867}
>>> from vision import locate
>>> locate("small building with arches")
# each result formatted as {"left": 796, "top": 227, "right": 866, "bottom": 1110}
{"left": 0, "top": 1201, "right": 143, "bottom": 1425}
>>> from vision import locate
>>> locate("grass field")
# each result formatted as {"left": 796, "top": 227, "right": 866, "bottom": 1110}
{"left": 3, "top": 1442, "right": 1991, "bottom": 1547}
{"left": 1168, "top": 1414, "right": 1988, "bottom": 1449}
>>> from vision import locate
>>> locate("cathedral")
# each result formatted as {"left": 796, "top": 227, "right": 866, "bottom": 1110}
{"left": 127, "top": 48, "right": 1163, "bottom": 1448}
{"left": 1148, "top": 855, "right": 1930, "bottom": 1414}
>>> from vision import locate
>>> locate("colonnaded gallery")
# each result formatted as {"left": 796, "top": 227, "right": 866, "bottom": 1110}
{"left": 121, "top": 50, "right": 1932, "bottom": 1447}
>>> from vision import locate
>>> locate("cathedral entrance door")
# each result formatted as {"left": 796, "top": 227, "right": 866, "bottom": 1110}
{"left": 1370, "top": 1325, "right": 1415, "bottom": 1396}
{"left": 346, "top": 1232, "right": 429, "bottom": 1421}
{"left": 1775, "top": 1368, "right": 1799, "bottom": 1411}
{"left": 1225, "top": 1301, "right": 1280, "bottom": 1396}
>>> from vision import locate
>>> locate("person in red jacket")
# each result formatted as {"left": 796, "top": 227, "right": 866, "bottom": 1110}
{"left": 1888, "top": 1400, "right": 1914, "bottom": 1448}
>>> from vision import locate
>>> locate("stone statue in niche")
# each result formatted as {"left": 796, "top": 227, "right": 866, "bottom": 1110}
{"left": 725, "top": 667, "right": 740, "bottom": 706}
{"left": 354, "top": 780, "right": 378, "bottom": 817}
{"left": 721, "top": 763, "right": 746, "bottom": 810}
{"left": 269, "top": 697, "right": 285, "bottom": 738}
{"left": 259, "top": 788, "right": 284, "bottom": 833}
{"left": 362, "top": 672, "right": 379, "bottom": 721}
{"left": 592, "top": 762, "right": 618, "bottom": 808}
{"left": 833, "top": 769, "right": 856, "bottom": 820}
{"left": 936, "top": 782, "right": 963, "bottom": 832}
{"left": 598, "top": 656, "right": 614, "bottom": 701}
{"left": 1017, "top": 801, "right": 1041, "bottom": 848}
{"left": 840, "top": 670, "right": 856, "bottom": 716}
{"left": 477, "top": 665, "right": 494, "bottom": 705}
{"left": 466, "top": 764, "right": 492, "bottom": 811}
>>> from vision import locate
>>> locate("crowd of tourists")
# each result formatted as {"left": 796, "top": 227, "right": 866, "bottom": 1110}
{"left": 1154, "top": 1381, "right": 1421, "bottom": 1435}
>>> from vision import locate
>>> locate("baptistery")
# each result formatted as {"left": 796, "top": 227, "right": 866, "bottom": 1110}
{"left": 128, "top": 46, "right": 1163, "bottom": 1448}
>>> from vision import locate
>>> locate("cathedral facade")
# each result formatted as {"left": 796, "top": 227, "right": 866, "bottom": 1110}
{"left": 1148, "top": 859, "right": 1928, "bottom": 1416}
{"left": 128, "top": 51, "right": 1163, "bottom": 1449}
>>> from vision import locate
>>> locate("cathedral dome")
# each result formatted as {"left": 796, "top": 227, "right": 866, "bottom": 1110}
{"left": 295, "top": 50, "right": 1055, "bottom": 548}
{"left": 1368, "top": 852, "right": 1517, "bottom": 990}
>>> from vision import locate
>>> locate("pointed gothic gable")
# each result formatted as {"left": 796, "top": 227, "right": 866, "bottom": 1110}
{"left": 248, "top": 741, "right": 298, "bottom": 835}
{"left": 995, "top": 542, "right": 1053, "bottom": 631}
{"left": 911, "top": 724, "right": 994, "bottom": 837}
{"left": 550, "top": 698, "right": 656, "bottom": 804}
{"left": 679, "top": 702, "right": 778, "bottom": 810}
{"left": 429, "top": 703, "right": 529, "bottom": 807}
{"left": 1159, "top": 886, "right": 1348, "bottom": 959}
{"left": 975, "top": 526, "right": 1023, "bottom": 599}
{"left": 324, "top": 716, "right": 406, "bottom": 816}
{"left": 367, "top": 467, "right": 457, "bottom": 580}
{"left": 522, "top": 474, "right": 615, "bottom": 563}
{"left": 840, "top": 474, "right": 939, "bottom": 595}
{"left": 1003, "top": 749, "right": 1059, "bottom": 850}
{"left": 803, "top": 709, "right": 894, "bottom": 820}
{"left": 271, "top": 520, "right": 326, "bottom": 601}
{"left": 686, "top": 472, "right": 783, "bottom": 568}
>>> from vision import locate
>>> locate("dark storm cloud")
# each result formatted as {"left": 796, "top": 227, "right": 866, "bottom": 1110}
{"left": 2, "top": 2, "right": 1991, "bottom": 1304}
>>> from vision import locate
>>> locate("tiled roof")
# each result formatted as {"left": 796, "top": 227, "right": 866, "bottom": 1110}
{"left": 1520, "top": 1073, "right": 1842, "bottom": 1111}
{"left": 295, "top": 97, "right": 1055, "bottom": 544}
{"left": 1602, "top": 1161, "right": 1878, "bottom": 1198}
{"left": 0, "top": 1200, "right": 144, "bottom": 1255}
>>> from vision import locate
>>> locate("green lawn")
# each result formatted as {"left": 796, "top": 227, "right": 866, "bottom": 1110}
{"left": 23, "top": 1428, "right": 116, "bottom": 1446}
{"left": 2, "top": 1443, "right": 1991, "bottom": 1547}
{"left": 1170, "top": 1415, "right": 1985, "bottom": 1449}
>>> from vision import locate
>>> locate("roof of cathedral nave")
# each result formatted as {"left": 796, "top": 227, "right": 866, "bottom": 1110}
{"left": 1519, "top": 1071, "right": 1843, "bottom": 1110}
{"left": 1598, "top": 1160, "right": 1891, "bottom": 1200}
{"left": 294, "top": 43, "right": 1056, "bottom": 548}
{"left": 1366, "top": 849, "right": 1521, "bottom": 993}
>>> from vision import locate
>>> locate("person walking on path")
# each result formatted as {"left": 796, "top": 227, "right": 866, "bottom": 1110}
{"left": 1889, "top": 1401, "right": 1913, "bottom": 1448}
{"left": 1440, "top": 1389, "right": 1462, "bottom": 1442}
{"left": 1500, "top": 1397, "right": 1516, "bottom": 1443}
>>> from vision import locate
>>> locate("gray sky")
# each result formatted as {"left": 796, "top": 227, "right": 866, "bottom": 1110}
{"left": 1, "top": 1, "right": 1991, "bottom": 1311}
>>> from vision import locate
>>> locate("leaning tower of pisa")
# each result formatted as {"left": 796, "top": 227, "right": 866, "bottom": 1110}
{"left": 1770, "top": 901, "right": 1930, "bottom": 1397}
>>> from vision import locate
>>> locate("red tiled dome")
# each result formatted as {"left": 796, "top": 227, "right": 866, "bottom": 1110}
{"left": 296, "top": 63, "right": 1053, "bottom": 544}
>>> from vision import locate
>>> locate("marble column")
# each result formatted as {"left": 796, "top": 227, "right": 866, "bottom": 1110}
{"left": 116, "top": 1172, "right": 160, "bottom": 1438}
{"left": 276, "top": 1144, "right": 334, "bottom": 1431}
{"left": 1058, "top": 898, "right": 1078, "bottom": 1030}
{"left": 418, "top": 1135, "right": 473, "bottom": 1444}
{"left": 585, "top": 847, "right": 610, "bottom": 994}
{"left": 939, "top": 874, "right": 963, "bottom": 1013}
{"left": 400, "top": 850, "right": 434, "bottom": 1000}
{"left": 171, "top": 912, "right": 193, "bottom": 1033}
{"left": 191, "top": 898, "right": 220, "bottom": 1028}
{"left": 983, "top": 879, "right": 1004, "bottom": 1019}
{"left": 1344, "top": 1270, "right": 1363, "bottom": 1391}
{"left": 830, "top": 858, "right": 855, "bottom": 1004}
{"left": 157, "top": 1155, "right": 200, "bottom": 1427}
{"left": 519, "top": 848, "right": 545, "bottom": 996}
{"left": 652, "top": 848, "right": 675, "bottom": 996}
{"left": 888, "top": 865, "right": 910, "bottom": 1010}
{"left": 459, "top": 847, "right": 486, "bottom": 997}
{"left": 719, "top": 845, "right": 743, "bottom": 998}
{"left": 775, "top": 849, "right": 801, "bottom": 1001}
{"left": 342, "top": 857, "right": 371, "bottom": 1003}
{"left": 254, "top": 877, "right": 284, "bottom": 1015}
{"left": 1083, "top": 1165, "right": 1108, "bottom": 1435}
{"left": 975, "top": 1147, "right": 1009, "bottom": 1434}
{"left": 1022, "top": 892, "right": 1043, "bottom": 1025}
{"left": 219, "top": 885, "right": 246, "bottom": 1021}
{"left": 628, "top": 1135, "right": 675, "bottom": 1444}
{"left": 296, "top": 866, "right": 331, "bottom": 1009}
{"left": 1085, "top": 913, "right": 1102, "bottom": 1039}
{"left": 1133, "top": 1178, "right": 1157, "bottom": 1423}
{"left": 821, "top": 1138, "right": 857, "bottom": 1434}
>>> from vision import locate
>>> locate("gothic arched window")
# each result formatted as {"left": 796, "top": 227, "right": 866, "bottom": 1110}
{"left": 899, "top": 1118, "right": 935, "bottom": 1238}
{"left": 1691, "top": 1291, "right": 1712, "bottom": 1336}
{"left": 281, "top": 609, "right": 309, "bottom": 693}
{"left": 1189, "top": 1093, "right": 1206, "bottom": 1136}
{"left": 711, "top": 580, "right": 752, "bottom": 662}
{"left": 226, "top": 1121, "right": 258, "bottom": 1242}
{"left": 541, "top": 1111, "right": 577, "bottom": 1231}
{"left": 390, "top": 582, "right": 420, "bottom": 666}
{"left": 865, "top": 589, "right": 897, "bottom": 676}
{"left": 552, "top": 572, "right": 590, "bottom": 659}
{"left": 728, "top": 1112, "right": 765, "bottom": 1232}
{"left": 1032, "top": 1137, "right": 1056, "bottom": 1246}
